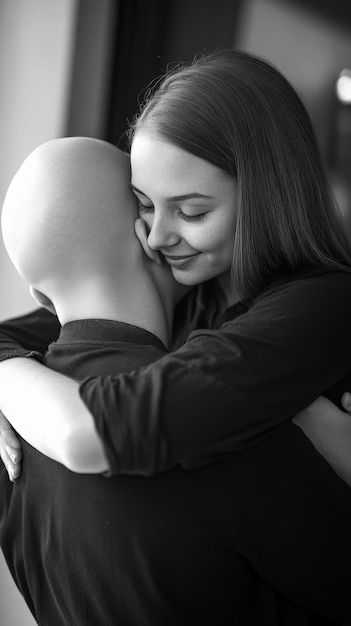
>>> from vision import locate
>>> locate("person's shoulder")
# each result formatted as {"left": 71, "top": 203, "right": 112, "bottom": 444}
{"left": 212, "top": 267, "right": 351, "bottom": 345}
{"left": 255, "top": 267, "right": 351, "bottom": 305}
{"left": 216, "top": 267, "right": 351, "bottom": 334}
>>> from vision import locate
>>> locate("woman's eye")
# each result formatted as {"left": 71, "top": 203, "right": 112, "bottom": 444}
{"left": 137, "top": 200, "right": 154, "bottom": 214}
{"left": 178, "top": 209, "right": 206, "bottom": 222}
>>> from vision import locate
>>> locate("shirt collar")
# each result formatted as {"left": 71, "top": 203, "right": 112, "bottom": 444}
{"left": 57, "top": 319, "right": 165, "bottom": 350}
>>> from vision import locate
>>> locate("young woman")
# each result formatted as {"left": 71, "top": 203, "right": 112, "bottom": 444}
{"left": 1, "top": 51, "right": 351, "bottom": 620}
{"left": 1, "top": 49, "right": 350, "bottom": 473}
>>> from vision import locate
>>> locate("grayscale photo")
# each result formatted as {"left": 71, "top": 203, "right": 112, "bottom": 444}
{"left": 1, "top": 1, "right": 351, "bottom": 625}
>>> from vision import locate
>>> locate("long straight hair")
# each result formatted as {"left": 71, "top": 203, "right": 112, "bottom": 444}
{"left": 128, "top": 50, "right": 351, "bottom": 301}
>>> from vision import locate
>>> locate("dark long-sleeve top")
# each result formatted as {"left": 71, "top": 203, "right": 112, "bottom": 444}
{"left": 1, "top": 269, "right": 351, "bottom": 477}
{"left": 1, "top": 320, "right": 351, "bottom": 624}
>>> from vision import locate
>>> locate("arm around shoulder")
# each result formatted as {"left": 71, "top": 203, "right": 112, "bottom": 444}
{"left": 0, "top": 357, "right": 108, "bottom": 473}
{"left": 2, "top": 272, "right": 351, "bottom": 477}
{"left": 79, "top": 271, "right": 351, "bottom": 475}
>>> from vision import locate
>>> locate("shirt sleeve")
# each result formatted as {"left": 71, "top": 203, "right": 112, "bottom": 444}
{"left": 79, "top": 271, "right": 351, "bottom": 476}
{"left": 0, "top": 308, "right": 61, "bottom": 362}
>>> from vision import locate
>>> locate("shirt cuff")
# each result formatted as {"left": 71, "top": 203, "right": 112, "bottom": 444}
{"left": 0, "top": 349, "right": 44, "bottom": 363}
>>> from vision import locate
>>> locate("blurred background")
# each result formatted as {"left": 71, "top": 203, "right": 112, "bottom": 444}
{"left": 0, "top": 0, "right": 350, "bottom": 623}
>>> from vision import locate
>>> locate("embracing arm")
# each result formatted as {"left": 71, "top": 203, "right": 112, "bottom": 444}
{"left": 0, "top": 307, "right": 62, "bottom": 476}
{"left": 78, "top": 271, "right": 351, "bottom": 475}
{"left": 0, "top": 356, "right": 108, "bottom": 473}
{"left": 1, "top": 271, "right": 351, "bottom": 477}
{"left": 293, "top": 393, "right": 351, "bottom": 486}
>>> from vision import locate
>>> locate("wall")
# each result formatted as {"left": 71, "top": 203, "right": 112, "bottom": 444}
{"left": 0, "top": 0, "right": 78, "bottom": 322}
{"left": 0, "top": 0, "right": 118, "bottom": 622}
{"left": 235, "top": 0, "right": 351, "bottom": 163}
{"left": 0, "top": 1, "right": 78, "bottom": 623}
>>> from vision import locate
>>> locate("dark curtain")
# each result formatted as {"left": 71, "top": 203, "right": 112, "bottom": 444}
{"left": 105, "top": 0, "right": 244, "bottom": 150}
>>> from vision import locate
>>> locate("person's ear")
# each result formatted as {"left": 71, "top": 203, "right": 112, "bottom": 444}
{"left": 29, "top": 286, "right": 56, "bottom": 315}
{"left": 134, "top": 218, "right": 162, "bottom": 265}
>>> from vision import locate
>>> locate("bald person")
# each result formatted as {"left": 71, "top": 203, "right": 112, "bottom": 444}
{"left": 1, "top": 137, "right": 179, "bottom": 348}
{"left": 1, "top": 137, "right": 351, "bottom": 626}
{"left": 0, "top": 137, "right": 193, "bottom": 625}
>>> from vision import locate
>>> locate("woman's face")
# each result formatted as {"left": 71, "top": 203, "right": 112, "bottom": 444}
{"left": 130, "top": 133, "right": 237, "bottom": 288}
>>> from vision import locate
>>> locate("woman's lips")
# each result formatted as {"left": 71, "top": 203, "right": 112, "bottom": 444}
{"left": 163, "top": 253, "right": 200, "bottom": 268}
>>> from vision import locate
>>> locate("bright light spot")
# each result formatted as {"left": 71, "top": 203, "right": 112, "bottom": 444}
{"left": 336, "top": 70, "right": 351, "bottom": 104}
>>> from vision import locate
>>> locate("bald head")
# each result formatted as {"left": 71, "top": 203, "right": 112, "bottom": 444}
{"left": 2, "top": 137, "right": 140, "bottom": 298}
{"left": 2, "top": 136, "right": 186, "bottom": 342}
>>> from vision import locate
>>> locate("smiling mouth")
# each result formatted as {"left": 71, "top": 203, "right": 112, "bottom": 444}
{"left": 163, "top": 253, "right": 200, "bottom": 267}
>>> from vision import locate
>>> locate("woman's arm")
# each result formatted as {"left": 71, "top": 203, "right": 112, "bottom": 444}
{"left": 1, "top": 271, "right": 351, "bottom": 477}
{"left": 79, "top": 271, "right": 351, "bottom": 475}
{"left": 0, "top": 307, "right": 62, "bottom": 476}
{"left": 293, "top": 395, "right": 351, "bottom": 486}
{"left": 0, "top": 357, "right": 108, "bottom": 473}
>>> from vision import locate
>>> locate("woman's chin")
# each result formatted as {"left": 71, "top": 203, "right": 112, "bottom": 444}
{"left": 171, "top": 268, "right": 202, "bottom": 286}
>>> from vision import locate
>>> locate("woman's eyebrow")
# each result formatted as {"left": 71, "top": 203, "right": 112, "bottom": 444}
{"left": 130, "top": 184, "right": 213, "bottom": 202}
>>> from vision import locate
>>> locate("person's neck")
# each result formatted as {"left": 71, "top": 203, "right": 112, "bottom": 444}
{"left": 50, "top": 273, "right": 172, "bottom": 348}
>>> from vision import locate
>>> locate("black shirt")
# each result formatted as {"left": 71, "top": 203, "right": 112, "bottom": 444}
{"left": 1, "top": 319, "right": 351, "bottom": 624}
{"left": 78, "top": 270, "right": 351, "bottom": 475}
{"left": 2, "top": 271, "right": 351, "bottom": 477}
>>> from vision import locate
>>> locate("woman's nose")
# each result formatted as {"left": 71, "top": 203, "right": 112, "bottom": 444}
{"left": 147, "top": 213, "right": 179, "bottom": 250}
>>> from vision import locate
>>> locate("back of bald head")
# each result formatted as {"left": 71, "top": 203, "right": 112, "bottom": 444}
{"left": 1, "top": 137, "right": 138, "bottom": 292}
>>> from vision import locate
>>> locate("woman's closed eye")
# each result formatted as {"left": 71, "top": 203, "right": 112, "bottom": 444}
{"left": 176, "top": 209, "right": 206, "bottom": 222}
{"left": 137, "top": 200, "right": 154, "bottom": 214}
{"left": 138, "top": 200, "right": 206, "bottom": 223}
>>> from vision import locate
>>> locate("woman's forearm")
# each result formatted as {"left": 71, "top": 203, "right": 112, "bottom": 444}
{"left": 293, "top": 396, "right": 351, "bottom": 486}
{"left": 0, "top": 358, "right": 108, "bottom": 473}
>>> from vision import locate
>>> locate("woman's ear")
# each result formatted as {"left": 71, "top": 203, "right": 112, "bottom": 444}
{"left": 134, "top": 218, "right": 162, "bottom": 265}
{"left": 29, "top": 286, "right": 56, "bottom": 315}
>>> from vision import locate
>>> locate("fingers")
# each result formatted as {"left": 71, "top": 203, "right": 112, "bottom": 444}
{"left": 0, "top": 443, "right": 21, "bottom": 481}
{"left": 0, "top": 412, "right": 22, "bottom": 481}
{"left": 134, "top": 218, "right": 162, "bottom": 265}
{"left": 1, "top": 427, "right": 22, "bottom": 451}
{"left": 0, "top": 413, "right": 22, "bottom": 452}
{"left": 341, "top": 392, "right": 351, "bottom": 413}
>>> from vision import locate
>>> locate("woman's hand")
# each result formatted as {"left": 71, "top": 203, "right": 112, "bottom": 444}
{"left": 0, "top": 411, "right": 22, "bottom": 481}
{"left": 292, "top": 396, "right": 351, "bottom": 486}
